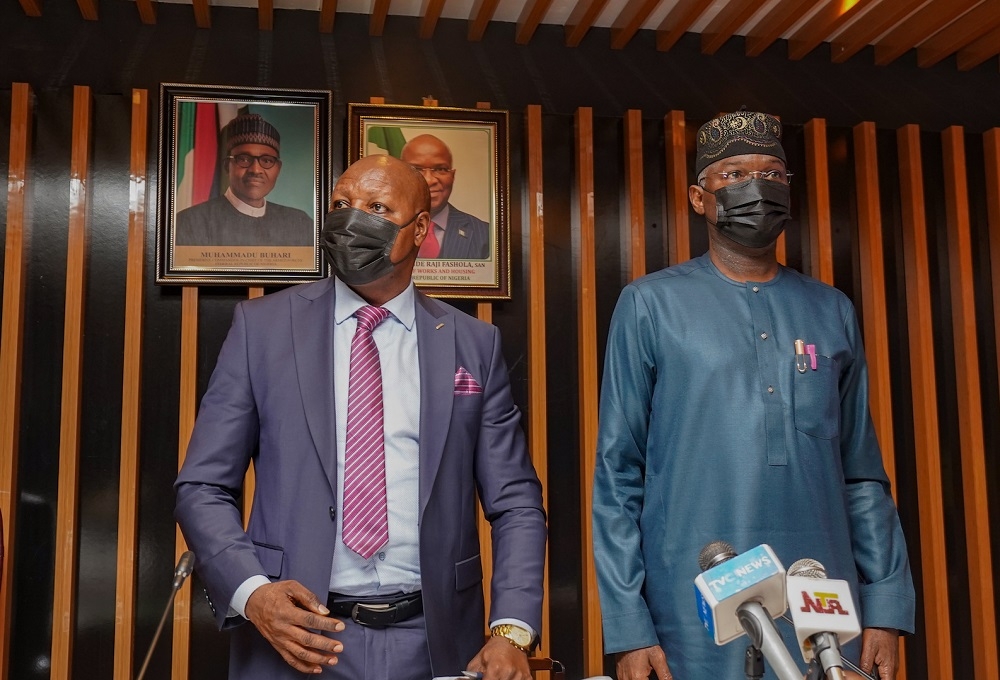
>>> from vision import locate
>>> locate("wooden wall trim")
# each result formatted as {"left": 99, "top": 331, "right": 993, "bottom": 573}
{"left": 476, "top": 302, "right": 494, "bottom": 621}
{"left": 0, "top": 81, "right": 33, "bottom": 680}
{"left": 172, "top": 287, "right": 198, "bottom": 679}
{"left": 113, "top": 88, "right": 149, "bottom": 680}
{"left": 941, "top": 126, "right": 998, "bottom": 680}
{"left": 50, "top": 85, "right": 92, "bottom": 680}
{"left": 242, "top": 287, "right": 265, "bottom": 530}
{"left": 804, "top": 118, "right": 833, "bottom": 284}
{"left": 664, "top": 110, "right": 689, "bottom": 266}
{"left": 574, "top": 106, "right": 602, "bottom": 676}
{"left": 624, "top": 109, "right": 645, "bottom": 280}
{"left": 896, "top": 124, "right": 952, "bottom": 680}
{"left": 525, "top": 104, "right": 549, "bottom": 654}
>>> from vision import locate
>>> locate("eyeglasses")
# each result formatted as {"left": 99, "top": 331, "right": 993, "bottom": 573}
{"left": 228, "top": 153, "right": 280, "bottom": 169}
{"left": 410, "top": 165, "right": 455, "bottom": 178}
{"left": 702, "top": 169, "right": 793, "bottom": 184}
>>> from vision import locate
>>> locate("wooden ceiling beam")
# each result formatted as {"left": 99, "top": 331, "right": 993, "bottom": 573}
{"left": 18, "top": 0, "right": 41, "bottom": 17}
{"left": 135, "top": 0, "right": 156, "bottom": 24}
{"left": 957, "top": 23, "right": 1000, "bottom": 70}
{"left": 745, "top": 0, "right": 817, "bottom": 57}
{"left": 76, "top": 0, "right": 97, "bottom": 20}
{"left": 370, "top": 0, "right": 390, "bottom": 35}
{"left": 566, "top": 0, "right": 610, "bottom": 47}
{"left": 258, "top": 0, "right": 273, "bottom": 31}
{"left": 701, "top": 0, "right": 759, "bottom": 55}
{"left": 830, "top": 0, "right": 925, "bottom": 64}
{"left": 917, "top": 0, "right": 1000, "bottom": 67}
{"left": 517, "top": 0, "right": 556, "bottom": 45}
{"left": 419, "top": 0, "right": 446, "bottom": 39}
{"left": 469, "top": 0, "right": 501, "bottom": 41}
{"left": 193, "top": 0, "right": 211, "bottom": 28}
{"left": 656, "top": 0, "right": 713, "bottom": 52}
{"left": 610, "top": 0, "right": 661, "bottom": 50}
{"left": 874, "top": 0, "right": 981, "bottom": 66}
{"left": 787, "top": 0, "right": 877, "bottom": 60}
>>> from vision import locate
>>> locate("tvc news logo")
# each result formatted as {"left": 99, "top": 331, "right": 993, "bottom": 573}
{"left": 798, "top": 589, "right": 851, "bottom": 616}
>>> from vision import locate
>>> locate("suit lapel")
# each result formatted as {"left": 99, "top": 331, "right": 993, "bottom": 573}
{"left": 415, "top": 292, "right": 454, "bottom": 518}
{"left": 292, "top": 278, "right": 338, "bottom": 497}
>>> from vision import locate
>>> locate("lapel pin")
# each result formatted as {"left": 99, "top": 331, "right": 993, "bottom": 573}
{"left": 458, "top": 229, "right": 467, "bottom": 238}
{"left": 435, "top": 322, "right": 445, "bottom": 330}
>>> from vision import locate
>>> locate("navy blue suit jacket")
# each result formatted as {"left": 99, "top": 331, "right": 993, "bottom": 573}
{"left": 438, "top": 205, "right": 490, "bottom": 259}
{"left": 175, "top": 277, "right": 545, "bottom": 679}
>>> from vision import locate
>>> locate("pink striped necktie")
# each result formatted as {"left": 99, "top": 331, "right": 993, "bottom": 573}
{"left": 342, "top": 305, "right": 392, "bottom": 559}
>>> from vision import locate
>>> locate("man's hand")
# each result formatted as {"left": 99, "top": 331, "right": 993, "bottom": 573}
{"left": 615, "top": 645, "right": 672, "bottom": 680}
{"left": 465, "top": 636, "right": 532, "bottom": 680}
{"left": 859, "top": 627, "right": 900, "bottom": 680}
{"left": 244, "top": 580, "right": 346, "bottom": 674}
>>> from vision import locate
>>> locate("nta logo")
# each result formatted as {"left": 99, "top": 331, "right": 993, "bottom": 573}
{"left": 799, "top": 590, "right": 850, "bottom": 615}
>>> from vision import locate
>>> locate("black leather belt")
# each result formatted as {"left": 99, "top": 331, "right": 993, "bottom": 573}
{"left": 326, "top": 592, "right": 422, "bottom": 628}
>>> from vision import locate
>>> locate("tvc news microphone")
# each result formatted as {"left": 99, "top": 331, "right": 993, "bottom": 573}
{"left": 787, "top": 559, "right": 861, "bottom": 680}
{"left": 694, "top": 541, "right": 801, "bottom": 680}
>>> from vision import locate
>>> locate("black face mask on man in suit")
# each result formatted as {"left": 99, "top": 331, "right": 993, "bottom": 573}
{"left": 709, "top": 178, "right": 791, "bottom": 249}
{"left": 321, "top": 207, "right": 419, "bottom": 286}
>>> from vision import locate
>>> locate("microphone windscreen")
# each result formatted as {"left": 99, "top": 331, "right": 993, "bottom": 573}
{"left": 698, "top": 540, "right": 737, "bottom": 571}
{"left": 787, "top": 558, "right": 826, "bottom": 579}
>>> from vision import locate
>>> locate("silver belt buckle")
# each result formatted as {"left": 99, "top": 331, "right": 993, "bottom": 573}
{"left": 351, "top": 602, "right": 392, "bottom": 626}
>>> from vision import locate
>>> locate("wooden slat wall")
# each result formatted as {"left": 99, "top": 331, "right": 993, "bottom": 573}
{"left": 574, "top": 106, "right": 603, "bottom": 677}
{"left": 896, "top": 124, "right": 952, "bottom": 680}
{"left": 172, "top": 287, "right": 198, "bottom": 680}
{"left": 113, "top": 88, "right": 149, "bottom": 680}
{"left": 941, "top": 126, "right": 998, "bottom": 680}
{"left": 8, "top": 94, "right": 1000, "bottom": 680}
{"left": 0, "top": 82, "right": 32, "bottom": 680}
{"left": 50, "top": 85, "right": 92, "bottom": 680}
{"left": 524, "top": 104, "right": 550, "bottom": 657}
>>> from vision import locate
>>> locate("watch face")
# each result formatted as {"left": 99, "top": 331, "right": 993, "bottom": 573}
{"left": 509, "top": 626, "right": 532, "bottom": 647}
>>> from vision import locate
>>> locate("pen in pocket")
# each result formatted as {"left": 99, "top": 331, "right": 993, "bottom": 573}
{"left": 794, "top": 338, "right": 807, "bottom": 373}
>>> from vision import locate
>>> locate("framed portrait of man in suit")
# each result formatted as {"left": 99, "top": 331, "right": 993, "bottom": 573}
{"left": 348, "top": 103, "right": 511, "bottom": 300}
{"left": 156, "top": 83, "right": 332, "bottom": 285}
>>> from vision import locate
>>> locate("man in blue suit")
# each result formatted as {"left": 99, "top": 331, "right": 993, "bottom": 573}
{"left": 401, "top": 134, "right": 490, "bottom": 260}
{"left": 175, "top": 154, "right": 545, "bottom": 680}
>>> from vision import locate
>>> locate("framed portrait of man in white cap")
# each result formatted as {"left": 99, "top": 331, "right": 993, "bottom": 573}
{"left": 156, "top": 83, "right": 332, "bottom": 285}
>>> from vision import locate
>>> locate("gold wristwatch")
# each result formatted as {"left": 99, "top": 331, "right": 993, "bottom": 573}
{"left": 490, "top": 623, "right": 536, "bottom": 653}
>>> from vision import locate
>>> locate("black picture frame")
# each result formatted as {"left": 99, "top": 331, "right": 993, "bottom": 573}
{"left": 347, "top": 103, "right": 511, "bottom": 300}
{"left": 156, "top": 83, "right": 332, "bottom": 285}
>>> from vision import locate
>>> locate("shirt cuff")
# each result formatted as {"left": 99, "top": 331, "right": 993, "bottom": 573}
{"left": 489, "top": 618, "right": 537, "bottom": 642}
{"left": 229, "top": 575, "right": 272, "bottom": 619}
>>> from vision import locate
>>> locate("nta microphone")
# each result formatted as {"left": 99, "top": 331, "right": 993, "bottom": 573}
{"left": 694, "top": 541, "right": 801, "bottom": 680}
{"left": 786, "top": 558, "right": 861, "bottom": 680}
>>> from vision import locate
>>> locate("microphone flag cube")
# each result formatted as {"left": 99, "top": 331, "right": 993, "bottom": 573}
{"left": 786, "top": 575, "right": 861, "bottom": 661}
{"left": 694, "top": 543, "right": 787, "bottom": 645}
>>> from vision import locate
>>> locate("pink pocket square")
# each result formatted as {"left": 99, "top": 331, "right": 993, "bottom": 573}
{"left": 454, "top": 366, "right": 483, "bottom": 395}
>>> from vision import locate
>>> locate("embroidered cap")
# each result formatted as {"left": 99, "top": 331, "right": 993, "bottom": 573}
{"left": 695, "top": 110, "right": 785, "bottom": 176}
{"left": 224, "top": 113, "right": 280, "bottom": 155}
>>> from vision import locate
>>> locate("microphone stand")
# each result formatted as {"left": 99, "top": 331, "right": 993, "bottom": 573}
{"left": 136, "top": 551, "right": 194, "bottom": 680}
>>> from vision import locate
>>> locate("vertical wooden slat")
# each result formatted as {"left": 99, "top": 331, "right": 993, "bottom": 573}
{"left": 664, "top": 110, "right": 690, "bottom": 266}
{"left": 472, "top": 102, "right": 495, "bottom": 624}
{"left": 172, "top": 287, "right": 198, "bottom": 680}
{"left": 525, "top": 104, "right": 549, "bottom": 656}
{"left": 624, "top": 109, "right": 645, "bottom": 280}
{"left": 985, "top": 130, "right": 1000, "bottom": 509}
{"left": 50, "top": 85, "right": 92, "bottom": 680}
{"left": 574, "top": 106, "right": 603, "bottom": 677}
{"left": 896, "top": 124, "right": 952, "bottom": 680}
{"left": 941, "top": 126, "right": 998, "bottom": 680}
{"left": 804, "top": 118, "right": 833, "bottom": 285}
{"left": 113, "top": 88, "right": 149, "bottom": 680}
{"left": 242, "top": 287, "right": 264, "bottom": 529}
{"left": 0, "top": 82, "right": 33, "bottom": 680}
{"left": 853, "top": 122, "right": 906, "bottom": 679}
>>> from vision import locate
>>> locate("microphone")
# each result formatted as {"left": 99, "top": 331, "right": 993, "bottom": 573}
{"left": 694, "top": 541, "right": 801, "bottom": 680}
{"left": 786, "top": 558, "right": 861, "bottom": 680}
{"left": 136, "top": 551, "right": 195, "bottom": 680}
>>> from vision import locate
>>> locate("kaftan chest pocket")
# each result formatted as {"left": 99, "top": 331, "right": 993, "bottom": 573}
{"left": 792, "top": 354, "right": 839, "bottom": 440}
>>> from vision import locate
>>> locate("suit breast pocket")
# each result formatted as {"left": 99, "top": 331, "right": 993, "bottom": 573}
{"left": 792, "top": 354, "right": 840, "bottom": 440}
